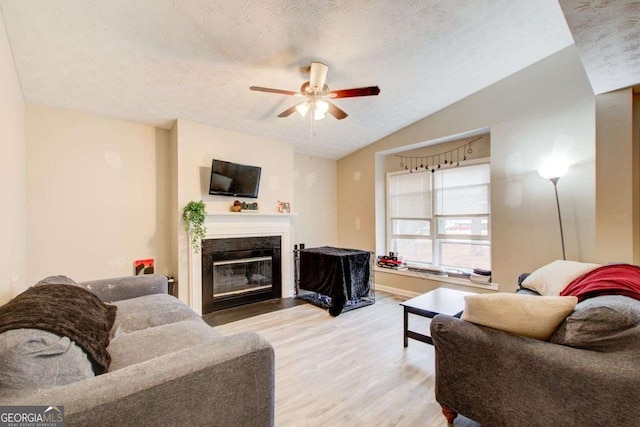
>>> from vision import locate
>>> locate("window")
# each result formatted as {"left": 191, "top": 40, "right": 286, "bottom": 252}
{"left": 387, "top": 162, "right": 490, "bottom": 271}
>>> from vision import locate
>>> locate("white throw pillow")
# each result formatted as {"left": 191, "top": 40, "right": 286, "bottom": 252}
{"left": 521, "top": 260, "right": 600, "bottom": 296}
{"left": 461, "top": 293, "right": 578, "bottom": 340}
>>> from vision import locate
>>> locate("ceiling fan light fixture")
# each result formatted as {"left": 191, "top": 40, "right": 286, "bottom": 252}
{"left": 315, "top": 100, "right": 329, "bottom": 115}
{"left": 296, "top": 101, "right": 310, "bottom": 117}
{"left": 250, "top": 61, "right": 380, "bottom": 123}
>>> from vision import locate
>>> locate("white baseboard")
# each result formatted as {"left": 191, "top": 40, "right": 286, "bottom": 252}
{"left": 375, "top": 284, "right": 420, "bottom": 298}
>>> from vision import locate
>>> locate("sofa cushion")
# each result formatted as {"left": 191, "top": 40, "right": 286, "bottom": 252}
{"left": 0, "top": 329, "right": 94, "bottom": 389}
{"left": 107, "top": 320, "right": 221, "bottom": 371}
{"left": 549, "top": 295, "right": 640, "bottom": 352}
{"left": 521, "top": 260, "right": 600, "bottom": 296}
{"left": 515, "top": 287, "right": 541, "bottom": 296}
{"left": 461, "top": 293, "right": 578, "bottom": 340}
{"left": 80, "top": 274, "right": 168, "bottom": 302}
{"left": 111, "top": 294, "right": 200, "bottom": 336}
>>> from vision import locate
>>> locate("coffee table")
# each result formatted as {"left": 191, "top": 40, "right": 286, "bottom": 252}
{"left": 401, "top": 288, "right": 474, "bottom": 346}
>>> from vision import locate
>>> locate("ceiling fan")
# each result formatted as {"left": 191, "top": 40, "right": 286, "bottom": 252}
{"left": 250, "top": 62, "right": 380, "bottom": 121}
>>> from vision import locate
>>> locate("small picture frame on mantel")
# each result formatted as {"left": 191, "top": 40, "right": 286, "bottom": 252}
{"left": 277, "top": 201, "right": 291, "bottom": 213}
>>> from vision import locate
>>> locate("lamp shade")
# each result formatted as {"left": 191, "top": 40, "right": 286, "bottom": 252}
{"left": 538, "top": 158, "right": 568, "bottom": 180}
{"left": 296, "top": 102, "right": 310, "bottom": 117}
{"left": 312, "top": 100, "right": 329, "bottom": 120}
{"left": 315, "top": 100, "right": 329, "bottom": 114}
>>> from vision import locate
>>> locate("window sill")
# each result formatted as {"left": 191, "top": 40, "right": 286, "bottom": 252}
{"left": 374, "top": 266, "right": 499, "bottom": 291}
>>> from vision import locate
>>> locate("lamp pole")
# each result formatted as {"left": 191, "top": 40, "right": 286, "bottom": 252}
{"left": 549, "top": 177, "right": 566, "bottom": 261}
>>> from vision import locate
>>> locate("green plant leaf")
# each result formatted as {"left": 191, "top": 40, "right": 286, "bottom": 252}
{"left": 183, "top": 201, "right": 207, "bottom": 253}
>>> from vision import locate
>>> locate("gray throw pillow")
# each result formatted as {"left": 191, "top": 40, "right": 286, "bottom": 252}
{"left": 549, "top": 295, "right": 640, "bottom": 352}
{"left": 0, "top": 329, "right": 94, "bottom": 389}
{"left": 35, "top": 275, "right": 77, "bottom": 287}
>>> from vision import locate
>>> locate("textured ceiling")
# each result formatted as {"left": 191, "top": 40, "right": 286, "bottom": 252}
{"left": 559, "top": 0, "right": 640, "bottom": 95}
{"left": 1, "top": 0, "right": 576, "bottom": 159}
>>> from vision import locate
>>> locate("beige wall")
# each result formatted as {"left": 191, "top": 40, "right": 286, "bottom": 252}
{"left": 293, "top": 155, "right": 338, "bottom": 248}
{"left": 175, "top": 119, "right": 294, "bottom": 214}
{"left": 174, "top": 119, "right": 294, "bottom": 303}
{"left": 22, "top": 109, "right": 309, "bottom": 304}
{"left": 595, "top": 88, "right": 637, "bottom": 264}
{"left": 338, "top": 46, "right": 596, "bottom": 293}
{"left": 26, "top": 105, "right": 171, "bottom": 283}
{"left": 0, "top": 10, "right": 27, "bottom": 304}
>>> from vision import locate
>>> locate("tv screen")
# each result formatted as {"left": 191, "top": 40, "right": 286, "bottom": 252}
{"left": 209, "top": 159, "right": 261, "bottom": 198}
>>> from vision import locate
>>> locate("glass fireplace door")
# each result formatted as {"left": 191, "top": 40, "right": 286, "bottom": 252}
{"left": 213, "top": 256, "right": 273, "bottom": 297}
{"left": 201, "top": 236, "right": 282, "bottom": 314}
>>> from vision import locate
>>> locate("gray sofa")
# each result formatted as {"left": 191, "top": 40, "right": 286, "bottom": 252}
{"left": 430, "top": 279, "right": 640, "bottom": 427}
{"left": 0, "top": 274, "right": 274, "bottom": 427}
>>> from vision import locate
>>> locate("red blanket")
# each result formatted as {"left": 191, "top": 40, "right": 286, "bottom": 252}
{"left": 561, "top": 264, "right": 640, "bottom": 302}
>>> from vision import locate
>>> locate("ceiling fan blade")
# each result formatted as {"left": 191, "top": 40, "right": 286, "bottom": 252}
{"left": 277, "top": 104, "right": 299, "bottom": 118}
{"left": 327, "top": 101, "right": 348, "bottom": 120}
{"left": 328, "top": 86, "right": 381, "bottom": 98}
{"left": 250, "top": 86, "right": 297, "bottom": 96}
{"left": 309, "top": 62, "right": 329, "bottom": 92}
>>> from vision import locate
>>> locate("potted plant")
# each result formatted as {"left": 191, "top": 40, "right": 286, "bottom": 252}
{"left": 183, "top": 200, "right": 207, "bottom": 253}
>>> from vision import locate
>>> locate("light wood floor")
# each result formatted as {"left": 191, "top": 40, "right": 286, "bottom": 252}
{"left": 214, "top": 291, "right": 478, "bottom": 427}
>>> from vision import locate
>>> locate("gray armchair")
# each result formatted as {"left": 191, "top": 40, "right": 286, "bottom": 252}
{"left": 430, "top": 282, "right": 640, "bottom": 426}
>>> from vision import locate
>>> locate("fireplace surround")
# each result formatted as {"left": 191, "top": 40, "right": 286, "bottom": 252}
{"left": 187, "top": 212, "right": 294, "bottom": 316}
{"left": 201, "top": 236, "right": 282, "bottom": 314}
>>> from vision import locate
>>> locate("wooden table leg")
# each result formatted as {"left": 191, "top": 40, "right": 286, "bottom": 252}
{"left": 403, "top": 307, "right": 409, "bottom": 347}
{"left": 441, "top": 406, "right": 458, "bottom": 425}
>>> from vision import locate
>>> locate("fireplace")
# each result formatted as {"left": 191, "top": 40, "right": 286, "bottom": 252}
{"left": 201, "top": 236, "right": 282, "bottom": 314}
{"left": 185, "top": 212, "right": 293, "bottom": 316}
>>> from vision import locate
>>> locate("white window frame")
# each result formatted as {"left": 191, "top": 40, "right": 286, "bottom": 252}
{"left": 386, "top": 158, "right": 491, "bottom": 272}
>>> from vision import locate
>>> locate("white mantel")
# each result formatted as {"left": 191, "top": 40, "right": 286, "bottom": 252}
{"left": 188, "top": 212, "right": 295, "bottom": 315}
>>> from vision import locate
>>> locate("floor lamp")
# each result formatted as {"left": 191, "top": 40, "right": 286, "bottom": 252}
{"left": 538, "top": 161, "right": 569, "bottom": 260}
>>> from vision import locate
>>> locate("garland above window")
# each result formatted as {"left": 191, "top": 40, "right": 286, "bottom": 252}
{"left": 395, "top": 136, "right": 484, "bottom": 173}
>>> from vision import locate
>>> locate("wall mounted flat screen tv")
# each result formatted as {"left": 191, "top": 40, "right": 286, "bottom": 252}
{"left": 209, "top": 159, "right": 261, "bottom": 198}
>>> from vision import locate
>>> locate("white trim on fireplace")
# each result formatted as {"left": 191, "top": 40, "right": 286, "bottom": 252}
{"left": 188, "top": 212, "right": 294, "bottom": 315}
